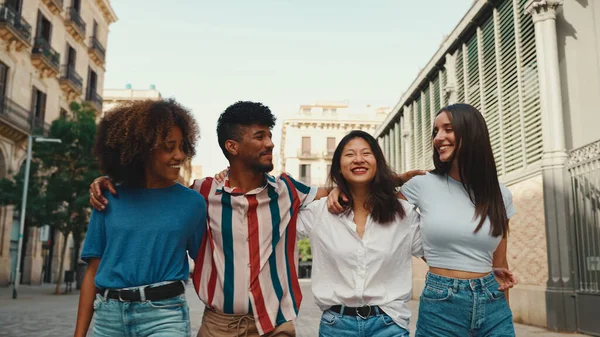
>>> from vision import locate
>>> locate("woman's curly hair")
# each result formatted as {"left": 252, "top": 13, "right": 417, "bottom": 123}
{"left": 94, "top": 98, "right": 199, "bottom": 187}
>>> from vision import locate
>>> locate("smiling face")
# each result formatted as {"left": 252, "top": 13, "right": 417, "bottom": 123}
{"left": 229, "top": 124, "right": 275, "bottom": 173}
{"left": 339, "top": 137, "right": 377, "bottom": 186}
{"left": 145, "top": 125, "right": 186, "bottom": 188}
{"left": 433, "top": 111, "right": 458, "bottom": 163}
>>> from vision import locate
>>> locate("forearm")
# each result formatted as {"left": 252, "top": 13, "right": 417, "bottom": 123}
{"left": 314, "top": 187, "right": 331, "bottom": 200}
{"left": 494, "top": 259, "right": 510, "bottom": 305}
{"left": 74, "top": 263, "right": 98, "bottom": 337}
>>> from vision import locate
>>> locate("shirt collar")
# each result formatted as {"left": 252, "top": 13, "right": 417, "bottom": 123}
{"left": 216, "top": 171, "right": 278, "bottom": 196}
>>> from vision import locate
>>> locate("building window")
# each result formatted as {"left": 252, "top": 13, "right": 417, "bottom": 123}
{"left": 66, "top": 44, "right": 76, "bottom": 68}
{"left": 301, "top": 137, "right": 311, "bottom": 155}
{"left": 5, "top": 0, "right": 22, "bottom": 13}
{"left": 72, "top": 0, "right": 81, "bottom": 11}
{"left": 60, "top": 108, "right": 68, "bottom": 118}
{"left": 31, "top": 87, "right": 47, "bottom": 127}
{"left": 0, "top": 62, "right": 8, "bottom": 99}
{"left": 326, "top": 164, "right": 331, "bottom": 175}
{"left": 302, "top": 107, "right": 311, "bottom": 114}
{"left": 323, "top": 108, "right": 329, "bottom": 113}
{"left": 36, "top": 11, "right": 52, "bottom": 43}
{"left": 86, "top": 67, "right": 98, "bottom": 100}
{"left": 92, "top": 20, "right": 98, "bottom": 38}
{"left": 331, "top": 108, "right": 337, "bottom": 113}
{"left": 299, "top": 164, "right": 311, "bottom": 184}
{"left": 327, "top": 137, "right": 336, "bottom": 154}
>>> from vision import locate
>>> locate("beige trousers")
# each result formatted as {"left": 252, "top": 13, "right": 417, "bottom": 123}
{"left": 197, "top": 308, "right": 295, "bottom": 337}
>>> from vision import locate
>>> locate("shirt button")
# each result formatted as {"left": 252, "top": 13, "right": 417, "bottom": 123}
{"left": 248, "top": 263, "right": 251, "bottom": 267}
{"left": 248, "top": 287, "right": 252, "bottom": 291}
{"left": 246, "top": 237, "right": 250, "bottom": 242}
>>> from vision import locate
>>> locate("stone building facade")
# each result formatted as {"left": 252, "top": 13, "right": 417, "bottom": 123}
{"left": 0, "top": 0, "right": 116, "bottom": 286}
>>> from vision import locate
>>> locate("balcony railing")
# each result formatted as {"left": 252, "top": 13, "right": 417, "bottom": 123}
{"left": 59, "top": 65, "right": 83, "bottom": 92}
{"left": 32, "top": 38, "right": 60, "bottom": 71}
{"left": 88, "top": 36, "right": 106, "bottom": 64}
{"left": 0, "top": 5, "right": 32, "bottom": 45}
{"left": 0, "top": 96, "right": 48, "bottom": 135}
{"left": 66, "top": 7, "right": 85, "bottom": 37}
{"left": 297, "top": 149, "right": 322, "bottom": 159}
{"left": 86, "top": 91, "right": 103, "bottom": 112}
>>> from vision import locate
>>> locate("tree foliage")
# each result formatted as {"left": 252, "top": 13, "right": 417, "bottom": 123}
{"left": 0, "top": 102, "right": 99, "bottom": 290}
{"left": 298, "top": 238, "right": 312, "bottom": 262}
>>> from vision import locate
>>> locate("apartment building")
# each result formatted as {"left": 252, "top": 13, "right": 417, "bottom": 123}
{"left": 0, "top": 0, "right": 116, "bottom": 286}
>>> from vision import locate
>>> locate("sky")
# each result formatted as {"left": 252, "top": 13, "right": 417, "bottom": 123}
{"left": 103, "top": 0, "right": 473, "bottom": 176}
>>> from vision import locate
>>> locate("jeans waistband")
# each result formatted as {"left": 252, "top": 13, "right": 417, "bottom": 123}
{"left": 425, "top": 272, "right": 496, "bottom": 291}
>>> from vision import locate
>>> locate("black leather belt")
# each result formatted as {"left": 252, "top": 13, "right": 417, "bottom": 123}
{"left": 97, "top": 281, "right": 184, "bottom": 302}
{"left": 329, "top": 305, "right": 385, "bottom": 319}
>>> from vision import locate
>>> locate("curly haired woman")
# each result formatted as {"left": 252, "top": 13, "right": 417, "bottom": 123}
{"left": 74, "top": 99, "right": 207, "bottom": 337}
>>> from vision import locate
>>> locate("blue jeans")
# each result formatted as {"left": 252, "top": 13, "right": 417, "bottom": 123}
{"left": 319, "top": 307, "right": 410, "bottom": 337}
{"left": 415, "top": 272, "right": 515, "bottom": 337}
{"left": 92, "top": 293, "right": 191, "bottom": 337}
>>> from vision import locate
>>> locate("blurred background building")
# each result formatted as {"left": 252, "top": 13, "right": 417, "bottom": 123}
{"left": 279, "top": 101, "right": 388, "bottom": 187}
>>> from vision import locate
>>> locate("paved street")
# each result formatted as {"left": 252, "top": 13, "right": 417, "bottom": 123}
{"left": 0, "top": 280, "right": 588, "bottom": 337}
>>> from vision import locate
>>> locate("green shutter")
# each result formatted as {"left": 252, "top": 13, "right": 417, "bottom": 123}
{"left": 481, "top": 13, "right": 503, "bottom": 173}
{"left": 441, "top": 69, "right": 448, "bottom": 106}
{"left": 415, "top": 97, "right": 423, "bottom": 169}
{"left": 467, "top": 34, "right": 481, "bottom": 108}
{"left": 519, "top": 0, "right": 542, "bottom": 165}
{"left": 456, "top": 48, "right": 465, "bottom": 102}
{"left": 498, "top": 0, "right": 523, "bottom": 174}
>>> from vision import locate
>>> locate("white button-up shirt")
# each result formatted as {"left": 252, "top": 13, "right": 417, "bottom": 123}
{"left": 297, "top": 198, "right": 423, "bottom": 330}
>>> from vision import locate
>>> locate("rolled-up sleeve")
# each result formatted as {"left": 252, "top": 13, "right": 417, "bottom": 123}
{"left": 81, "top": 209, "right": 106, "bottom": 262}
{"left": 297, "top": 199, "right": 324, "bottom": 240}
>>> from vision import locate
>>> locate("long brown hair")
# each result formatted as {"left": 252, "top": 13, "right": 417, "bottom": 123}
{"left": 329, "top": 130, "right": 405, "bottom": 223}
{"left": 431, "top": 104, "right": 508, "bottom": 237}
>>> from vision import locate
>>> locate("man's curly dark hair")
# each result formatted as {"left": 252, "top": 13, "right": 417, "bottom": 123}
{"left": 94, "top": 99, "right": 199, "bottom": 187}
{"left": 216, "top": 101, "right": 276, "bottom": 158}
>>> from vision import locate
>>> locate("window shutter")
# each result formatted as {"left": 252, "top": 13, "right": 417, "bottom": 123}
{"left": 480, "top": 13, "right": 503, "bottom": 173}
{"left": 497, "top": 0, "right": 522, "bottom": 174}
{"left": 466, "top": 34, "right": 481, "bottom": 109}
{"left": 456, "top": 48, "right": 465, "bottom": 102}
{"left": 433, "top": 75, "right": 441, "bottom": 113}
{"left": 423, "top": 86, "right": 433, "bottom": 170}
{"left": 414, "top": 98, "right": 423, "bottom": 169}
{"left": 519, "top": 0, "right": 542, "bottom": 165}
{"left": 440, "top": 69, "right": 448, "bottom": 106}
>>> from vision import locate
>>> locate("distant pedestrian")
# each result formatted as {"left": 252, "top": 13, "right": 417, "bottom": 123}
{"left": 74, "top": 99, "right": 206, "bottom": 337}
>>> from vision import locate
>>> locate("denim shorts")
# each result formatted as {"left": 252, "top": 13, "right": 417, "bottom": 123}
{"left": 92, "top": 293, "right": 190, "bottom": 337}
{"left": 319, "top": 307, "right": 409, "bottom": 337}
{"left": 415, "top": 272, "right": 515, "bottom": 337}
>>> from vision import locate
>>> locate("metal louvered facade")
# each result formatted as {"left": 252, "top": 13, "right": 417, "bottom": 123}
{"left": 376, "top": 0, "right": 600, "bottom": 334}
{"left": 378, "top": 0, "right": 541, "bottom": 181}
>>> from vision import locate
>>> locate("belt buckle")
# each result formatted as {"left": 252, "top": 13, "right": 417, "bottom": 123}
{"left": 118, "top": 290, "right": 132, "bottom": 302}
{"left": 356, "top": 305, "right": 371, "bottom": 319}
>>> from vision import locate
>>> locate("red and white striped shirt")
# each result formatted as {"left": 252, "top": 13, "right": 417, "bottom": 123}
{"left": 191, "top": 173, "right": 317, "bottom": 335}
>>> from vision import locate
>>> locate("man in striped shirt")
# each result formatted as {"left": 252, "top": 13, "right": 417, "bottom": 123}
{"left": 191, "top": 101, "right": 329, "bottom": 336}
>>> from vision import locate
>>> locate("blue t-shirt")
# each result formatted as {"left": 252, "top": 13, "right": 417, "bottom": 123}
{"left": 400, "top": 172, "right": 515, "bottom": 273}
{"left": 81, "top": 183, "right": 206, "bottom": 289}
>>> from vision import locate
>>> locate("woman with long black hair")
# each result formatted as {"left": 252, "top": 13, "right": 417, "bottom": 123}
{"left": 298, "top": 130, "right": 422, "bottom": 337}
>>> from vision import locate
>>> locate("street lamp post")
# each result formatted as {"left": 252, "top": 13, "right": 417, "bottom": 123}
{"left": 13, "top": 135, "right": 61, "bottom": 299}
